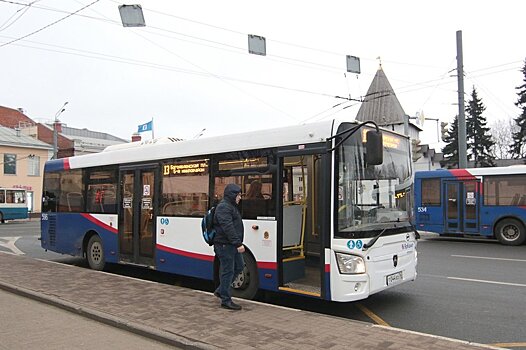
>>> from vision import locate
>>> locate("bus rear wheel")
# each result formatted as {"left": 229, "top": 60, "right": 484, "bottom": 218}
{"left": 87, "top": 235, "right": 106, "bottom": 270}
{"left": 495, "top": 219, "right": 525, "bottom": 246}
{"left": 231, "top": 252, "right": 259, "bottom": 300}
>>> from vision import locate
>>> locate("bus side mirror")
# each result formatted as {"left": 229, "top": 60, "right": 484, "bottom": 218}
{"left": 366, "top": 130, "right": 383, "bottom": 165}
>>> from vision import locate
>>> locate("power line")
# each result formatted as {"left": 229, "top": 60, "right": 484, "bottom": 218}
{"left": 0, "top": 0, "right": 100, "bottom": 48}
{"left": 0, "top": 0, "right": 41, "bottom": 32}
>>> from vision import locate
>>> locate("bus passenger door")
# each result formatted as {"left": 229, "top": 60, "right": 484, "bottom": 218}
{"left": 462, "top": 181, "right": 479, "bottom": 233}
{"left": 118, "top": 165, "right": 158, "bottom": 267}
{"left": 277, "top": 152, "right": 327, "bottom": 298}
{"left": 444, "top": 182, "right": 461, "bottom": 233}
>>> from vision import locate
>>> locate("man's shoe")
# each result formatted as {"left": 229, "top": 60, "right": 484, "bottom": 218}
{"left": 221, "top": 301, "right": 242, "bottom": 310}
{"left": 213, "top": 290, "right": 221, "bottom": 298}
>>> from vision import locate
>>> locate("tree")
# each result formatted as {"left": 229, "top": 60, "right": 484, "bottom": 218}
{"left": 466, "top": 87, "right": 495, "bottom": 167}
{"left": 490, "top": 118, "right": 516, "bottom": 159}
{"left": 510, "top": 58, "right": 526, "bottom": 159}
{"left": 441, "top": 116, "right": 460, "bottom": 168}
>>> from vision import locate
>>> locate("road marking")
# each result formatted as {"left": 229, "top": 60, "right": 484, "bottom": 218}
{"left": 452, "top": 254, "right": 526, "bottom": 263}
{"left": 447, "top": 276, "right": 526, "bottom": 288}
{"left": 356, "top": 303, "right": 390, "bottom": 327}
{"left": 0, "top": 236, "right": 24, "bottom": 255}
{"left": 489, "top": 342, "right": 526, "bottom": 348}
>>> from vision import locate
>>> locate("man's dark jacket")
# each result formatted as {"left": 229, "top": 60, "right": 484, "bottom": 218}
{"left": 213, "top": 184, "right": 244, "bottom": 247}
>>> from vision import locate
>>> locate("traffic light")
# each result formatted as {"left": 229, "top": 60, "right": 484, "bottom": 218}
{"left": 440, "top": 122, "right": 448, "bottom": 141}
{"left": 412, "top": 138, "right": 422, "bottom": 162}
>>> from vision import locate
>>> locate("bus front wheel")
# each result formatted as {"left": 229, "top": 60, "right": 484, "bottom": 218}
{"left": 86, "top": 235, "right": 106, "bottom": 270}
{"left": 231, "top": 252, "right": 259, "bottom": 300}
{"left": 495, "top": 219, "right": 525, "bottom": 246}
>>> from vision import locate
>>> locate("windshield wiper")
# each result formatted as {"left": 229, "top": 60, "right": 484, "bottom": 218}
{"left": 362, "top": 227, "right": 387, "bottom": 251}
{"left": 362, "top": 223, "right": 420, "bottom": 251}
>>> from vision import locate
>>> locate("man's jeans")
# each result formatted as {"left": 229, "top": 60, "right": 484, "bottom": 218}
{"left": 214, "top": 243, "right": 244, "bottom": 304}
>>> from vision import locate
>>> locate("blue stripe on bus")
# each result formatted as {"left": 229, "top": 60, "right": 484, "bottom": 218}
{"left": 41, "top": 213, "right": 118, "bottom": 263}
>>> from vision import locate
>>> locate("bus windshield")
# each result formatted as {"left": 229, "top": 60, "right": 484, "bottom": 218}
{"left": 336, "top": 127, "right": 412, "bottom": 239}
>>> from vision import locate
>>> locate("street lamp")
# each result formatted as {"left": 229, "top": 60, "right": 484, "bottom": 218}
{"left": 53, "top": 102, "right": 68, "bottom": 160}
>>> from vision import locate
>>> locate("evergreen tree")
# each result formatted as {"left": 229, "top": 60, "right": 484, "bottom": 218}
{"left": 466, "top": 87, "right": 495, "bottom": 167}
{"left": 510, "top": 58, "right": 526, "bottom": 158}
{"left": 440, "top": 116, "right": 460, "bottom": 168}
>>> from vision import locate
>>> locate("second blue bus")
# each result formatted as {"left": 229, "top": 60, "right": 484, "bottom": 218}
{"left": 414, "top": 166, "right": 526, "bottom": 245}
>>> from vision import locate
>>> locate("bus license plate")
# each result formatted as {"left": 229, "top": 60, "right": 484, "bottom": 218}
{"left": 386, "top": 271, "right": 403, "bottom": 286}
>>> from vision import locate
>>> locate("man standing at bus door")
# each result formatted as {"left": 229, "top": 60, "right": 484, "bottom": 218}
{"left": 213, "top": 183, "right": 245, "bottom": 310}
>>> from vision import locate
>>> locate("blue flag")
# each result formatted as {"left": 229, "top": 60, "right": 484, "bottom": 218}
{"left": 137, "top": 120, "right": 153, "bottom": 133}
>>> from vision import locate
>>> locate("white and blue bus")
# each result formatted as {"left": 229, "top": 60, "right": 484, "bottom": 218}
{"left": 414, "top": 166, "right": 526, "bottom": 246}
{"left": 0, "top": 188, "right": 28, "bottom": 223}
{"left": 41, "top": 119, "right": 418, "bottom": 302}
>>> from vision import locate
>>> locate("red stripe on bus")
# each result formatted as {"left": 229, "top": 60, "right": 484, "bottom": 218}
{"left": 156, "top": 244, "right": 214, "bottom": 262}
{"left": 325, "top": 264, "right": 330, "bottom": 273}
{"left": 257, "top": 261, "right": 277, "bottom": 270}
{"left": 449, "top": 169, "right": 475, "bottom": 179}
{"left": 63, "top": 158, "right": 71, "bottom": 170}
{"left": 80, "top": 213, "right": 118, "bottom": 234}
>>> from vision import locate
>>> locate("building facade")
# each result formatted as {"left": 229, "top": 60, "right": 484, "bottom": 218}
{"left": 0, "top": 126, "right": 52, "bottom": 213}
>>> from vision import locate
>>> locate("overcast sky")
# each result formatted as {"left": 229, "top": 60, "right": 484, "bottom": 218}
{"left": 0, "top": 0, "right": 524, "bottom": 147}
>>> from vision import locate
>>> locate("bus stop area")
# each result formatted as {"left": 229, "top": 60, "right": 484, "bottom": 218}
{"left": 0, "top": 252, "right": 500, "bottom": 350}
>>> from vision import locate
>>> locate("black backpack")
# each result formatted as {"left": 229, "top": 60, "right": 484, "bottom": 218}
{"left": 201, "top": 206, "right": 216, "bottom": 246}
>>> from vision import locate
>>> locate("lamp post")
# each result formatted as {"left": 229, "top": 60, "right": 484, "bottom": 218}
{"left": 53, "top": 102, "right": 68, "bottom": 160}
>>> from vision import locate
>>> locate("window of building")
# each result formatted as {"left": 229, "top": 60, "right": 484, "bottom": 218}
{"left": 161, "top": 159, "right": 209, "bottom": 217}
{"left": 421, "top": 179, "right": 441, "bottom": 206}
{"left": 4, "top": 154, "right": 16, "bottom": 175}
{"left": 28, "top": 155, "right": 40, "bottom": 176}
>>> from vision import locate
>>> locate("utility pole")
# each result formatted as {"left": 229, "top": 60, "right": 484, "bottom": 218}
{"left": 456, "top": 30, "right": 468, "bottom": 168}
{"left": 53, "top": 102, "right": 68, "bottom": 160}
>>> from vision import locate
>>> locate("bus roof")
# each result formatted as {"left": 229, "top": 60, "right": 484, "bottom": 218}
{"left": 45, "top": 120, "right": 335, "bottom": 171}
{"left": 44, "top": 119, "right": 409, "bottom": 172}
{"left": 415, "top": 165, "right": 526, "bottom": 179}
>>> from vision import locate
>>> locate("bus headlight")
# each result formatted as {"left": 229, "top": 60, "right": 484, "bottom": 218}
{"left": 335, "top": 253, "right": 365, "bottom": 274}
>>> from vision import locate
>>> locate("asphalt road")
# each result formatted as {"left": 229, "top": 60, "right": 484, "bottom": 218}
{"left": 1, "top": 220, "right": 525, "bottom": 349}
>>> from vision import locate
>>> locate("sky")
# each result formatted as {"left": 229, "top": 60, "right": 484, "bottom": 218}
{"left": 0, "top": 0, "right": 524, "bottom": 148}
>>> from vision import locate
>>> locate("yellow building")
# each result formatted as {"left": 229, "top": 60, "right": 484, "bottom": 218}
{"left": 0, "top": 126, "right": 52, "bottom": 214}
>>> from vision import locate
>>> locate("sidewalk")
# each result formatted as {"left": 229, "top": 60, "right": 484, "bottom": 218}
{"left": 0, "top": 252, "right": 502, "bottom": 350}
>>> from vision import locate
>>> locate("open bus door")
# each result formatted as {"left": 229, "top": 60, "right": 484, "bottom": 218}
{"left": 444, "top": 180, "right": 479, "bottom": 234}
{"left": 118, "top": 164, "right": 159, "bottom": 267}
{"left": 277, "top": 150, "right": 328, "bottom": 298}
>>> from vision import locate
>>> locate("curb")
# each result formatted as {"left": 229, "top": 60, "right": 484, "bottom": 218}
{"left": 0, "top": 280, "right": 219, "bottom": 350}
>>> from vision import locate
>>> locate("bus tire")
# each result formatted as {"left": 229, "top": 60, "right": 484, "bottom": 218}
{"left": 495, "top": 219, "right": 526, "bottom": 246}
{"left": 231, "top": 252, "right": 259, "bottom": 300}
{"left": 86, "top": 235, "right": 106, "bottom": 271}
{"left": 0, "top": 212, "right": 4, "bottom": 224}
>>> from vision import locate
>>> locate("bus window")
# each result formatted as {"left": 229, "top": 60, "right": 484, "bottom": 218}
{"left": 59, "top": 170, "right": 84, "bottom": 212}
{"left": 241, "top": 175, "right": 274, "bottom": 219}
{"left": 43, "top": 173, "right": 60, "bottom": 212}
{"left": 0, "top": 190, "right": 4, "bottom": 203}
{"left": 87, "top": 170, "right": 117, "bottom": 213}
{"left": 484, "top": 174, "right": 526, "bottom": 206}
{"left": 161, "top": 159, "right": 209, "bottom": 217}
{"left": 213, "top": 176, "right": 242, "bottom": 204}
{"left": 421, "top": 179, "right": 440, "bottom": 206}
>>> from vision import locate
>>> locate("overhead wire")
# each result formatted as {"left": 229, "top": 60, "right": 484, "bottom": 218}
{"left": 1, "top": 0, "right": 522, "bottom": 123}
{"left": 0, "top": 0, "right": 101, "bottom": 48}
{"left": 0, "top": 0, "right": 40, "bottom": 32}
